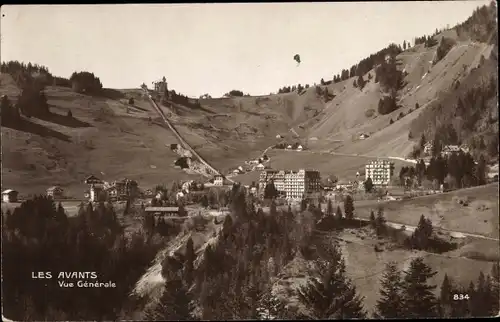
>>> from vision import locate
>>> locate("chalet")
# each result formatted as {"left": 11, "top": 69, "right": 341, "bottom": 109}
{"left": 84, "top": 175, "right": 104, "bottom": 201}
{"left": 232, "top": 169, "right": 241, "bottom": 175}
{"left": 423, "top": 142, "right": 433, "bottom": 155}
{"left": 84, "top": 175, "right": 104, "bottom": 185}
{"left": 256, "top": 163, "right": 266, "bottom": 170}
{"left": 2, "top": 189, "right": 18, "bottom": 203}
{"left": 359, "top": 134, "right": 369, "bottom": 140}
{"left": 106, "top": 178, "right": 139, "bottom": 200}
{"left": 296, "top": 145, "right": 303, "bottom": 151}
{"left": 460, "top": 144, "right": 470, "bottom": 154}
{"left": 47, "top": 186, "right": 64, "bottom": 199}
{"left": 286, "top": 145, "right": 292, "bottom": 149}
{"left": 442, "top": 145, "right": 461, "bottom": 156}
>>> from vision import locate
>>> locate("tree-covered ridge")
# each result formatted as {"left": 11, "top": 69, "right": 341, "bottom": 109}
{"left": 409, "top": 55, "right": 498, "bottom": 162}
{"left": 2, "top": 196, "right": 160, "bottom": 320}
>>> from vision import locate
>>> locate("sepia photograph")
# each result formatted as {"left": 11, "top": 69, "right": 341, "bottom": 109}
{"left": 1, "top": 1, "right": 498, "bottom": 320}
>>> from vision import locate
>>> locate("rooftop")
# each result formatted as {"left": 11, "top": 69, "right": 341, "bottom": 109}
{"left": 145, "top": 207, "right": 180, "bottom": 212}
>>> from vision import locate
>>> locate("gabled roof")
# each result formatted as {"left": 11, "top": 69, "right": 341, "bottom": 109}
{"left": 2, "top": 189, "right": 18, "bottom": 194}
{"left": 47, "top": 186, "right": 63, "bottom": 191}
{"left": 85, "top": 175, "right": 104, "bottom": 184}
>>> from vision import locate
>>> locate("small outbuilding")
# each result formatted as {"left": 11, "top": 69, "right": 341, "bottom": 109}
{"left": 2, "top": 189, "right": 19, "bottom": 203}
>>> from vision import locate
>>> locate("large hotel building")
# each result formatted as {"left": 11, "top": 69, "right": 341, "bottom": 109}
{"left": 365, "top": 159, "right": 395, "bottom": 185}
{"left": 259, "top": 169, "right": 321, "bottom": 200}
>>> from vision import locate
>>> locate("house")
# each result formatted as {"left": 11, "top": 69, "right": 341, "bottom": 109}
{"left": 214, "top": 175, "right": 224, "bottom": 186}
{"left": 423, "top": 141, "right": 433, "bottom": 155}
{"left": 84, "top": 175, "right": 104, "bottom": 185}
{"left": 256, "top": 163, "right": 266, "bottom": 170}
{"left": 47, "top": 186, "right": 64, "bottom": 199}
{"left": 442, "top": 145, "right": 461, "bottom": 156}
{"left": 460, "top": 144, "right": 470, "bottom": 154}
{"left": 2, "top": 189, "right": 19, "bottom": 203}
{"left": 232, "top": 169, "right": 241, "bottom": 175}
{"left": 359, "top": 134, "right": 369, "bottom": 140}
{"left": 296, "top": 145, "right": 303, "bottom": 151}
{"left": 106, "top": 178, "right": 139, "bottom": 200}
{"left": 286, "top": 145, "right": 292, "bottom": 149}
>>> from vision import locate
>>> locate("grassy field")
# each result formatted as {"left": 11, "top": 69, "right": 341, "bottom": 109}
{"left": 341, "top": 229, "right": 497, "bottom": 312}
{"left": 2, "top": 200, "right": 83, "bottom": 217}
{"left": 352, "top": 183, "right": 499, "bottom": 238}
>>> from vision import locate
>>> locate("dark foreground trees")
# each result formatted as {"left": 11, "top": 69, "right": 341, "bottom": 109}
{"left": 2, "top": 196, "right": 160, "bottom": 321}
{"left": 299, "top": 244, "right": 366, "bottom": 319}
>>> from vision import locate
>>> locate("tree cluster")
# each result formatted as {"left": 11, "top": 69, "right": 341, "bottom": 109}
{"left": 376, "top": 258, "right": 499, "bottom": 319}
{"left": 2, "top": 196, "right": 160, "bottom": 321}
{"left": 434, "top": 37, "right": 457, "bottom": 65}
{"left": 410, "top": 66, "right": 498, "bottom": 161}
{"left": 377, "top": 95, "right": 399, "bottom": 115}
{"left": 454, "top": 1, "right": 497, "bottom": 44}
{"left": 332, "top": 43, "right": 402, "bottom": 84}
{"left": 70, "top": 71, "right": 103, "bottom": 94}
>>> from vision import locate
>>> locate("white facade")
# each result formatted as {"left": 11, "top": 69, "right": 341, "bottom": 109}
{"left": 214, "top": 175, "right": 224, "bottom": 186}
{"left": 2, "top": 189, "right": 18, "bottom": 203}
{"left": 365, "top": 159, "right": 394, "bottom": 185}
{"left": 259, "top": 169, "right": 321, "bottom": 200}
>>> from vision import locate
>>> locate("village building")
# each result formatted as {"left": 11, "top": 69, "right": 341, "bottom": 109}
{"left": 441, "top": 145, "right": 461, "bottom": 156}
{"left": 106, "top": 178, "right": 139, "bottom": 201}
{"left": 84, "top": 175, "right": 105, "bottom": 202}
{"left": 47, "top": 186, "right": 64, "bottom": 199}
{"left": 144, "top": 206, "right": 180, "bottom": 219}
{"left": 365, "top": 159, "right": 395, "bottom": 186}
{"left": 255, "top": 163, "right": 266, "bottom": 171}
{"left": 286, "top": 145, "right": 292, "bottom": 149}
{"left": 2, "top": 189, "right": 19, "bottom": 203}
{"left": 359, "top": 133, "right": 369, "bottom": 140}
{"left": 423, "top": 141, "right": 433, "bottom": 155}
{"left": 213, "top": 174, "right": 224, "bottom": 186}
{"left": 259, "top": 169, "right": 321, "bottom": 200}
{"left": 296, "top": 145, "right": 303, "bottom": 151}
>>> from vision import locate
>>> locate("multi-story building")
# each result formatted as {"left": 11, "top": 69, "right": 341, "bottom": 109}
{"left": 259, "top": 169, "right": 321, "bottom": 200}
{"left": 365, "top": 159, "right": 395, "bottom": 186}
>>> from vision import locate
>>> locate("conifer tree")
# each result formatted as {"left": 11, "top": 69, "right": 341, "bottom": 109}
{"left": 184, "top": 237, "right": 195, "bottom": 286}
{"left": 145, "top": 279, "right": 193, "bottom": 320}
{"left": 375, "top": 207, "right": 386, "bottom": 236}
{"left": 438, "top": 274, "right": 453, "bottom": 317}
{"left": 327, "top": 199, "right": 333, "bottom": 216}
{"left": 375, "top": 262, "right": 405, "bottom": 318}
{"left": 344, "top": 195, "right": 355, "bottom": 220}
{"left": 336, "top": 205, "right": 343, "bottom": 221}
{"left": 402, "top": 257, "right": 438, "bottom": 318}
{"left": 369, "top": 210, "right": 376, "bottom": 228}
{"left": 298, "top": 244, "right": 366, "bottom": 319}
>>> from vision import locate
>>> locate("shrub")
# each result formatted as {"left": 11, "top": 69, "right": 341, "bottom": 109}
{"left": 67, "top": 109, "right": 72, "bottom": 118}
{"left": 70, "top": 71, "right": 103, "bottom": 94}
{"left": 365, "top": 109, "right": 375, "bottom": 118}
{"left": 377, "top": 95, "right": 398, "bottom": 115}
{"left": 128, "top": 97, "right": 134, "bottom": 105}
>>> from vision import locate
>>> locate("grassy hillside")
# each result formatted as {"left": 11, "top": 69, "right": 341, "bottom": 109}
{"left": 354, "top": 183, "right": 499, "bottom": 238}
{"left": 1, "top": 73, "right": 205, "bottom": 197}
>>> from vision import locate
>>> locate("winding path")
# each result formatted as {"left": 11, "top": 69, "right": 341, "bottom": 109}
{"left": 142, "top": 89, "right": 234, "bottom": 183}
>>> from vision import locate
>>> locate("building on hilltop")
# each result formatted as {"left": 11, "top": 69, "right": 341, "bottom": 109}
{"left": 365, "top": 159, "right": 395, "bottom": 186}
{"left": 259, "top": 169, "right": 321, "bottom": 200}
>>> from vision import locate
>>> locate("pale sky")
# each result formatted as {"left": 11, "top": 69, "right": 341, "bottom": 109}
{"left": 0, "top": 1, "right": 490, "bottom": 97}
